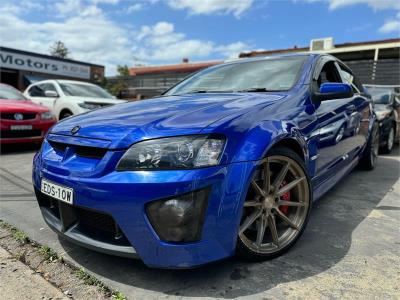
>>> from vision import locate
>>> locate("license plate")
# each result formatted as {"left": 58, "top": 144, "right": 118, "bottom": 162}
{"left": 41, "top": 179, "right": 74, "bottom": 205}
{"left": 10, "top": 125, "right": 33, "bottom": 130}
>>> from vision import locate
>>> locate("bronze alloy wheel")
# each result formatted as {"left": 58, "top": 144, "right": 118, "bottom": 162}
{"left": 238, "top": 148, "right": 311, "bottom": 258}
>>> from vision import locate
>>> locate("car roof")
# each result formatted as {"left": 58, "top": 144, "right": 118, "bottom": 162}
{"left": 0, "top": 83, "right": 20, "bottom": 90}
{"left": 30, "top": 79, "right": 94, "bottom": 86}
{"left": 219, "top": 53, "right": 329, "bottom": 69}
{"left": 227, "top": 52, "right": 313, "bottom": 62}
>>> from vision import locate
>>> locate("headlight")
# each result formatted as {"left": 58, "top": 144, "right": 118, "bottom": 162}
{"left": 78, "top": 102, "right": 103, "bottom": 110}
{"left": 116, "top": 135, "right": 225, "bottom": 171}
{"left": 40, "top": 112, "right": 54, "bottom": 120}
{"left": 375, "top": 110, "right": 390, "bottom": 121}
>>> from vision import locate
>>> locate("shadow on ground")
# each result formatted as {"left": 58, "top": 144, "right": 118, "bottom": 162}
{"left": 53, "top": 153, "right": 399, "bottom": 298}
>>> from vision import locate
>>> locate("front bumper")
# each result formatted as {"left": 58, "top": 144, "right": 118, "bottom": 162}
{"left": 0, "top": 119, "right": 55, "bottom": 144}
{"left": 32, "top": 139, "right": 256, "bottom": 268}
{"left": 378, "top": 117, "right": 394, "bottom": 146}
{"left": 35, "top": 188, "right": 138, "bottom": 258}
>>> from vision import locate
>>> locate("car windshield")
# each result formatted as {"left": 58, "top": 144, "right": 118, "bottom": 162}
{"left": 367, "top": 88, "right": 392, "bottom": 105}
{"left": 60, "top": 83, "right": 114, "bottom": 99}
{"left": 165, "top": 56, "right": 306, "bottom": 96}
{"left": 0, "top": 85, "right": 27, "bottom": 100}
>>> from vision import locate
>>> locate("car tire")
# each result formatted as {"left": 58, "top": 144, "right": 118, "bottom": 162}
{"left": 60, "top": 111, "right": 73, "bottom": 120}
{"left": 359, "top": 122, "right": 379, "bottom": 170}
{"left": 381, "top": 125, "right": 395, "bottom": 154}
{"left": 236, "top": 147, "right": 312, "bottom": 261}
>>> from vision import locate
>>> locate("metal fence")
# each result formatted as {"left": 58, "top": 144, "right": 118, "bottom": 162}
{"left": 346, "top": 58, "right": 400, "bottom": 85}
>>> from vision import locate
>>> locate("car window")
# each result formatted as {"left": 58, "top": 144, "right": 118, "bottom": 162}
{"left": 28, "top": 85, "right": 45, "bottom": 97}
{"left": 368, "top": 88, "right": 393, "bottom": 105}
{"left": 42, "top": 83, "right": 57, "bottom": 93}
{"left": 59, "top": 83, "right": 113, "bottom": 98}
{"left": 165, "top": 56, "right": 307, "bottom": 95}
{"left": 338, "top": 65, "right": 362, "bottom": 94}
{"left": 315, "top": 61, "right": 342, "bottom": 89}
{"left": 0, "top": 85, "right": 27, "bottom": 100}
{"left": 28, "top": 83, "right": 57, "bottom": 97}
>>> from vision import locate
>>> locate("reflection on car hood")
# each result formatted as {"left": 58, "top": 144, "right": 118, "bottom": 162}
{"left": 50, "top": 93, "right": 285, "bottom": 149}
{"left": 63, "top": 96, "right": 126, "bottom": 104}
{"left": 0, "top": 99, "right": 49, "bottom": 113}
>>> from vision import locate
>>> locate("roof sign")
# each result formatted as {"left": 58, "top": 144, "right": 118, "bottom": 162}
{"left": 0, "top": 49, "right": 90, "bottom": 79}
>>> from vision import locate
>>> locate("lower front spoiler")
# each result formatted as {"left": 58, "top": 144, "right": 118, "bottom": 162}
{"left": 41, "top": 207, "right": 138, "bottom": 259}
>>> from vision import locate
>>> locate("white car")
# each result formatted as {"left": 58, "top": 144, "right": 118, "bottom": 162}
{"left": 24, "top": 80, "right": 126, "bottom": 120}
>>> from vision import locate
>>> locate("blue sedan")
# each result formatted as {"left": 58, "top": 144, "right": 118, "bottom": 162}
{"left": 32, "top": 54, "right": 379, "bottom": 268}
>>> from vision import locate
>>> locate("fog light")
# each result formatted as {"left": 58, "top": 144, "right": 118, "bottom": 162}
{"left": 146, "top": 188, "right": 210, "bottom": 242}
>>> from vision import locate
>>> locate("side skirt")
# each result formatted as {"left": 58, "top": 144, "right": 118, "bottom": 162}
{"left": 312, "top": 157, "right": 359, "bottom": 202}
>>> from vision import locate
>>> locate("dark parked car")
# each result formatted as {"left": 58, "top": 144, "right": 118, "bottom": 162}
{"left": 33, "top": 54, "right": 378, "bottom": 268}
{"left": 365, "top": 85, "right": 400, "bottom": 153}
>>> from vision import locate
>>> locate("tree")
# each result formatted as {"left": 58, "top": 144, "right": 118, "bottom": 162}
{"left": 117, "top": 65, "right": 130, "bottom": 76}
{"left": 104, "top": 65, "right": 130, "bottom": 97}
{"left": 49, "top": 41, "right": 70, "bottom": 58}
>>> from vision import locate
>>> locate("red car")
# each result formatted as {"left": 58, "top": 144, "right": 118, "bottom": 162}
{"left": 0, "top": 83, "right": 56, "bottom": 145}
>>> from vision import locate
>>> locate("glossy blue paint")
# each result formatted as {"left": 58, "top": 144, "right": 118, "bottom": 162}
{"left": 319, "top": 82, "right": 352, "bottom": 94}
{"left": 32, "top": 54, "right": 374, "bottom": 268}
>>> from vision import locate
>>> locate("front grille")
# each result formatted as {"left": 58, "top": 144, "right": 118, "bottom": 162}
{"left": 36, "top": 190, "right": 130, "bottom": 246}
{"left": 75, "top": 146, "right": 107, "bottom": 159}
{"left": 0, "top": 129, "right": 41, "bottom": 139}
{"left": 48, "top": 140, "right": 107, "bottom": 159}
{"left": 77, "top": 207, "right": 116, "bottom": 233}
{"left": 48, "top": 141, "right": 67, "bottom": 152}
{"left": 0, "top": 112, "right": 37, "bottom": 120}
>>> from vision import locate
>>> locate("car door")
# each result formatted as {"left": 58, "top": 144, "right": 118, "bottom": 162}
{"left": 312, "top": 58, "right": 359, "bottom": 185}
{"left": 27, "top": 83, "right": 58, "bottom": 111}
{"left": 337, "top": 62, "right": 370, "bottom": 156}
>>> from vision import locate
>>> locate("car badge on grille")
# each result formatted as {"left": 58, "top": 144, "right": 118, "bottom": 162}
{"left": 71, "top": 126, "right": 81, "bottom": 135}
{"left": 14, "top": 113, "right": 23, "bottom": 120}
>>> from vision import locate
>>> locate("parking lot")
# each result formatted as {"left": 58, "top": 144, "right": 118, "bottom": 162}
{"left": 0, "top": 145, "right": 398, "bottom": 299}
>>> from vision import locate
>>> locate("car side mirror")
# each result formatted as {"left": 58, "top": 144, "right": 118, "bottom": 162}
{"left": 314, "top": 83, "right": 354, "bottom": 101}
{"left": 44, "top": 90, "right": 58, "bottom": 98}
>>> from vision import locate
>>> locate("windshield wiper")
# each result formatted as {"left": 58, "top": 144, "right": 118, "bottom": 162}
{"left": 187, "top": 90, "right": 209, "bottom": 94}
{"left": 237, "top": 88, "right": 277, "bottom": 93}
{"left": 187, "top": 90, "right": 235, "bottom": 94}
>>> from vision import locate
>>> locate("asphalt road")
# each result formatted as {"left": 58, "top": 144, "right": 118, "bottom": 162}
{"left": 0, "top": 144, "right": 399, "bottom": 299}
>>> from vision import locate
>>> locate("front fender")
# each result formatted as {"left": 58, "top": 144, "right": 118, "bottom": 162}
{"left": 224, "top": 119, "right": 309, "bottom": 163}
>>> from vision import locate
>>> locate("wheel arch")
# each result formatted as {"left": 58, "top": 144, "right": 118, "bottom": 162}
{"left": 268, "top": 138, "right": 306, "bottom": 161}
{"left": 262, "top": 132, "right": 314, "bottom": 177}
{"left": 264, "top": 131, "right": 309, "bottom": 163}
{"left": 59, "top": 108, "right": 73, "bottom": 120}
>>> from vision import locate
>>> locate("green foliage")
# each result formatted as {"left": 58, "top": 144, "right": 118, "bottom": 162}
{"left": 103, "top": 64, "right": 130, "bottom": 97}
{"left": 39, "top": 245, "right": 58, "bottom": 261}
{"left": 117, "top": 65, "right": 130, "bottom": 76}
{"left": 112, "top": 291, "right": 127, "bottom": 300}
{"left": 76, "top": 267, "right": 102, "bottom": 286}
{"left": 0, "top": 219, "right": 12, "bottom": 229}
{"left": 0, "top": 220, "right": 29, "bottom": 244}
{"left": 13, "top": 230, "right": 29, "bottom": 244}
{"left": 14, "top": 250, "right": 27, "bottom": 263}
{"left": 0, "top": 220, "right": 122, "bottom": 298}
{"left": 50, "top": 41, "right": 70, "bottom": 58}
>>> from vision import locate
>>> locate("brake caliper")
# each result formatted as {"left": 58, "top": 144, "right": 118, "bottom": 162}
{"left": 279, "top": 180, "right": 290, "bottom": 215}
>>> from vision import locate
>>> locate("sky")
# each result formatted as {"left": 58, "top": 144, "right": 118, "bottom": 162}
{"left": 0, "top": 0, "right": 399, "bottom": 76}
